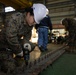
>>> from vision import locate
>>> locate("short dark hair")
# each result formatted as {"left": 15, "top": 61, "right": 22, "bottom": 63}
{"left": 17, "top": 7, "right": 34, "bottom": 15}
{"left": 25, "top": 7, "right": 34, "bottom": 16}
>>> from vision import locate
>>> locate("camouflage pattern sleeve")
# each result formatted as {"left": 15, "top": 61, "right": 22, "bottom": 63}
{"left": 24, "top": 25, "right": 33, "bottom": 41}
{"left": 5, "top": 14, "right": 22, "bottom": 54}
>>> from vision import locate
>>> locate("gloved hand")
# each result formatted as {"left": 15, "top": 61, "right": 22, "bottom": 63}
{"left": 16, "top": 51, "right": 23, "bottom": 57}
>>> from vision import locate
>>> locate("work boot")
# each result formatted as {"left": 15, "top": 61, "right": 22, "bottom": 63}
{"left": 39, "top": 46, "right": 45, "bottom": 52}
{"left": 45, "top": 48, "right": 48, "bottom": 51}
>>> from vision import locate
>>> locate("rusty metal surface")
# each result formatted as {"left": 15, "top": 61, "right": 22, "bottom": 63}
{"left": 29, "top": 43, "right": 65, "bottom": 62}
{"left": 15, "top": 44, "right": 67, "bottom": 75}
{"left": 0, "top": 0, "right": 32, "bottom": 9}
{"left": 0, "top": 44, "right": 67, "bottom": 75}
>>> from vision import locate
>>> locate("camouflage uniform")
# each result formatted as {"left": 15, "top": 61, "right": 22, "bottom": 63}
{"left": 62, "top": 18, "right": 76, "bottom": 52}
{"left": 0, "top": 12, "right": 34, "bottom": 73}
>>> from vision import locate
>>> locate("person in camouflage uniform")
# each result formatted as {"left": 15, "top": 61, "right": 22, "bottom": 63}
{"left": 61, "top": 18, "right": 76, "bottom": 53}
{"left": 0, "top": 3, "right": 47, "bottom": 74}
{"left": 0, "top": 9, "right": 35, "bottom": 74}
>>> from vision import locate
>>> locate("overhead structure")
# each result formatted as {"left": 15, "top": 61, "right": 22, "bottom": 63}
{"left": 0, "top": 0, "right": 33, "bottom": 9}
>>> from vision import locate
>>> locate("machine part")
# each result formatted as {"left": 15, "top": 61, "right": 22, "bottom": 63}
{"left": 23, "top": 41, "right": 36, "bottom": 52}
{"left": 23, "top": 48, "right": 30, "bottom": 66}
{"left": 24, "top": 43, "right": 31, "bottom": 52}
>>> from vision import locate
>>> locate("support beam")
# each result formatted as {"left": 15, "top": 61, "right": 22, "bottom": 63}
{"left": 0, "top": 0, "right": 32, "bottom": 9}
{"left": 0, "top": 0, "right": 21, "bottom": 9}
{"left": 46, "top": 1, "right": 74, "bottom": 8}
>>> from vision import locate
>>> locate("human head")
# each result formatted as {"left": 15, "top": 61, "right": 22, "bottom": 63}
{"left": 25, "top": 3, "right": 47, "bottom": 26}
{"left": 25, "top": 7, "right": 35, "bottom": 26}
{"left": 61, "top": 18, "right": 76, "bottom": 31}
{"left": 61, "top": 18, "right": 69, "bottom": 30}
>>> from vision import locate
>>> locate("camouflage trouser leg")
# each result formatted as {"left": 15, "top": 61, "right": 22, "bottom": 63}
{"left": 14, "top": 57, "right": 25, "bottom": 74}
{"left": 0, "top": 50, "right": 16, "bottom": 74}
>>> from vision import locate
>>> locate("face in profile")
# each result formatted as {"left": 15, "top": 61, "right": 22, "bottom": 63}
{"left": 25, "top": 12, "right": 36, "bottom": 26}
{"left": 62, "top": 18, "right": 69, "bottom": 30}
